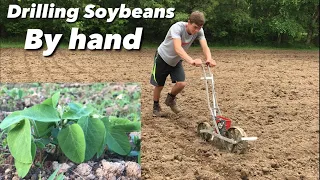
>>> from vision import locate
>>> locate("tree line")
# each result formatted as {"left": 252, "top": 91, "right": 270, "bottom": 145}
{"left": 0, "top": 0, "right": 318, "bottom": 47}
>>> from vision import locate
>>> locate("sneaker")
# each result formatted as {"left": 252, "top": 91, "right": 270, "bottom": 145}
{"left": 165, "top": 93, "right": 181, "bottom": 114}
{"left": 153, "top": 103, "right": 162, "bottom": 117}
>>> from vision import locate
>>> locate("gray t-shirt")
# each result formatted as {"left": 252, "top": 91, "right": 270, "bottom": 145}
{"left": 157, "top": 21, "right": 206, "bottom": 67}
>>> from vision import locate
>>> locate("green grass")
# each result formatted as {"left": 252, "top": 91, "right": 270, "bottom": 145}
{"left": 1, "top": 39, "right": 318, "bottom": 51}
{"left": 0, "top": 40, "right": 25, "bottom": 48}
{"left": 208, "top": 43, "right": 319, "bottom": 51}
{"left": 0, "top": 39, "right": 69, "bottom": 49}
{"left": 141, "top": 42, "right": 160, "bottom": 49}
{"left": 207, "top": 45, "right": 318, "bottom": 51}
{"left": 143, "top": 43, "right": 319, "bottom": 51}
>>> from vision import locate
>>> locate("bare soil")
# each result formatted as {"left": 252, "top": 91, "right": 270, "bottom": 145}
{"left": 0, "top": 48, "right": 319, "bottom": 180}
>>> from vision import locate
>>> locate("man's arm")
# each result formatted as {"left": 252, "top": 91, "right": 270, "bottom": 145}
{"left": 199, "top": 39, "right": 216, "bottom": 67}
{"left": 173, "top": 38, "right": 202, "bottom": 66}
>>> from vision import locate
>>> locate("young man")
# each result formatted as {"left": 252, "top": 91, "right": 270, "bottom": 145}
{"left": 150, "top": 11, "right": 216, "bottom": 117}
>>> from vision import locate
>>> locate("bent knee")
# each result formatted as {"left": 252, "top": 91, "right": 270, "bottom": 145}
{"left": 176, "top": 81, "right": 187, "bottom": 87}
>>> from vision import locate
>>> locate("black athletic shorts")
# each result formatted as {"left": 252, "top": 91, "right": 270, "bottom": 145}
{"left": 150, "top": 51, "right": 185, "bottom": 86}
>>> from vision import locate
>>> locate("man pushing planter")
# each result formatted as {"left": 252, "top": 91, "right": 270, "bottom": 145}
{"left": 150, "top": 11, "right": 216, "bottom": 117}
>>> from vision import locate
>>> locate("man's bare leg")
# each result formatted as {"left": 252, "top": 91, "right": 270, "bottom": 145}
{"left": 170, "top": 82, "right": 186, "bottom": 95}
{"left": 153, "top": 86, "right": 164, "bottom": 101}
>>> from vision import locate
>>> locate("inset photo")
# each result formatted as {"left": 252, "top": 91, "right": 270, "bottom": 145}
{"left": 0, "top": 83, "right": 141, "bottom": 179}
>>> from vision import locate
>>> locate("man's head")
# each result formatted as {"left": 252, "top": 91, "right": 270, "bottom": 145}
{"left": 186, "top": 11, "right": 205, "bottom": 35}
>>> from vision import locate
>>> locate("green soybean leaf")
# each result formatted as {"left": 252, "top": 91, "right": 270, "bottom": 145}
{"left": 113, "top": 122, "right": 141, "bottom": 132}
{"left": 62, "top": 103, "right": 94, "bottom": 120}
{"left": 35, "top": 141, "right": 45, "bottom": 149}
{"left": 0, "top": 104, "right": 60, "bottom": 130}
{"left": 96, "top": 128, "right": 106, "bottom": 158}
{"left": 58, "top": 124, "right": 85, "bottom": 163}
{"left": 78, "top": 116, "right": 105, "bottom": 161}
{"left": 15, "top": 160, "right": 32, "bottom": 178}
{"left": 41, "top": 98, "right": 52, "bottom": 106}
{"left": 42, "top": 92, "right": 60, "bottom": 108}
{"left": 126, "top": 113, "right": 140, "bottom": 122}
{"left": 96, "top": 117, "right": 107, "bottom": 158}
{"left": 34, "top": 121, "right": 55, "bottom": 137}
{"left": 101, "top": 118, "right": 131, "bottom": 156}
{"left": 18, "top": 89, "right": 24, "bottom": 99}
{"left": 96, "top": 144, "right": 106, "bottom": 159}
{"left": 51, "top": 128, "right": 60, "bottom": 139}
{"left": 0, "top": 111, "right": 24, "bottom": 130}
{"left": 31, "top": 141, "right": 36, "bottom": 161}
{"left": 108, "top": 116, "right": 140, "bottom": 131}
{"left": 22, "top": 104, "right": 60, "bottom": 122}
{"left": 7, "top": 119, "right": 32, "bottom": 163}
{"left": 107, "top": 128, "right": 131, "bottom": 155}
{"left": 51, "top": 92, "right": 60, "bottom": 107}
{"left": 109, "top": 116, "right": 132, "bottom": 125}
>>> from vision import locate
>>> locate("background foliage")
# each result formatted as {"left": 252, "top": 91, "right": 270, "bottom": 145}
{"left": 0, "top": 0, "right": 318, "bottom": 47}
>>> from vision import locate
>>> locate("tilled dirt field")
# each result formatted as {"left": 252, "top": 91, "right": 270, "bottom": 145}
{"left": 0, "top": 48, "right": 319, "bottom": 180}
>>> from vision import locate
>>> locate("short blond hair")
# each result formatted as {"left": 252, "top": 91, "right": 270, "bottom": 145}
{"left": 189, "top": 11, "right": 205, "bottom": 26}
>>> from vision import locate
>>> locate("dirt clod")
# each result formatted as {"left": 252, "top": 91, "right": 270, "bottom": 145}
{"left": 75, "top": 163, "right": 92, "bottom": 176}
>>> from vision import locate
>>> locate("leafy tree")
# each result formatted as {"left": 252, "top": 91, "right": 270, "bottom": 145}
{"left": 0, "top": 0, "right": 318, "bottom": 46}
